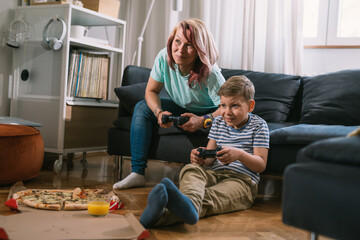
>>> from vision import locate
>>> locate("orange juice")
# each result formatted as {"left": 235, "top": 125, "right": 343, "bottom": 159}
{"left": 87, "top": 200, "right": 110, "bottom": 216}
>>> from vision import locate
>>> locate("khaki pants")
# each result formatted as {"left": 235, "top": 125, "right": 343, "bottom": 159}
{"left": 155, "top": 164, "right": 258, "bottom": 226}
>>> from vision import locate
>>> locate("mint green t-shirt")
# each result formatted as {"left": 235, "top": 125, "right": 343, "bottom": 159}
{"left": 150, "top": 48, "right": 225, "bottom": 113}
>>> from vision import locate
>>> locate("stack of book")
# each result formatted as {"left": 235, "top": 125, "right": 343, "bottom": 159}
{"left": 67, "top": 49, "right": 110, "bottom": 99}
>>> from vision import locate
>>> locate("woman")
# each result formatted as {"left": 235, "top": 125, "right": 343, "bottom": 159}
{"left": 113, "top": 18, "right": 225, "bottom": 190}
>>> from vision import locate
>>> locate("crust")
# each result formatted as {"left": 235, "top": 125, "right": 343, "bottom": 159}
{"left": 12, "top": 189, "right": 33, "bottom": 201}
{"left": 64, "top": 201, "right": 87, "bottom": 210}
{"left": 72, "top": 187, "right": 82, "bottom": 199}
{"left": 23, "top": 199, "right": 40, "bottom": 209}
{"left": 73, "top": 188, "right": 103, "bottom": 199}
{"left": 37, "top": 203, "right": 62, "bottom": 211}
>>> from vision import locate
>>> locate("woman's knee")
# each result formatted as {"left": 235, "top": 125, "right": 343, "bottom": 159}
{"left": 133, "top": 100, "right": 155, "bottom": 120}
{"left": 134, "top": 100, "right": 150, "bottom": 114}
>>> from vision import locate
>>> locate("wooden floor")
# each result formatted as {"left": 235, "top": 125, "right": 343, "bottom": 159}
{"left": 0, "top": 152, "right": 331, "bottom": 240}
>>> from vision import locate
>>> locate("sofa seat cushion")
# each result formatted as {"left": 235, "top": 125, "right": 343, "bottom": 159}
{"left": 267, "top": 122, "right": 296, "bottom": 132}
{"left": 301, "top": 136, "right": 360, "bottom": 166}
{"left": 270, "top": 124, "right": 359, "bottom": 144}
{"left": 113, "top": 116, "right": 132, "bottom": 130}
{"left": 300, "top": 69, "right": 360, "bottom": 126}
{"left": 221, "top": 69, "right": 301, "bottom": 123}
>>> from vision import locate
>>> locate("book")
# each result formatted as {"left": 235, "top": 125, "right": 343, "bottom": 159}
{"left": 67, "top": 49, "right": 110, "bottom": 100}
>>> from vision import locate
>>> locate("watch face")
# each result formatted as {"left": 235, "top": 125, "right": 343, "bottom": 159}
{"left": 204, "top": 118, "right": 212, "bottom": 128}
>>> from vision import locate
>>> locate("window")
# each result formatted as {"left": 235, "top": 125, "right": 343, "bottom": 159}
{"left": 303, "top": 0, "right": 360, "bottom": 46}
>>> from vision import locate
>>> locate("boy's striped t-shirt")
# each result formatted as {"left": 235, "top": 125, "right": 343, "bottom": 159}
{"left": 208, "top": 114, "right": 269, "bottom": 184}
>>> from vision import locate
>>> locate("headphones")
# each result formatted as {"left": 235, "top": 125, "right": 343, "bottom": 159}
{"left": 7, "top": 18, "right": 29, "bottom": 48}
{"left": 41, "top": 17, "right": 66, "bottom": 51}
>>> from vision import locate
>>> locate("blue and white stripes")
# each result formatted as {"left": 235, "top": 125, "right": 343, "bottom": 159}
{"left": 208, "top": 114, "right": 269, "bottom": 184}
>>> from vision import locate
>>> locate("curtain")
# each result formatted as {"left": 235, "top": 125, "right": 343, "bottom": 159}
{"left": 119, "top": 0, "right": 303, "bottom": 75}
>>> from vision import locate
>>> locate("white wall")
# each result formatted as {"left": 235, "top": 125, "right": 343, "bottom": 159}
{"left": 303, "top": 48, "right": 360, "bottom": 76}
{"left": 0, "top": 0, "right": 18, "bottom": 116}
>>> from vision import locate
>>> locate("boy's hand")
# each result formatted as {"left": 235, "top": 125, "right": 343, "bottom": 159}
{"left": 190, "top": 147, "right": 205, "bottom": 166}
{"left": 216, "top": 147, "right": 243, "bottom": 165}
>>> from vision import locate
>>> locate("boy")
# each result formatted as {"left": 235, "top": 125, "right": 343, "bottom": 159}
{"left": 140, "top": 75, "right": 269, "bottom": 228}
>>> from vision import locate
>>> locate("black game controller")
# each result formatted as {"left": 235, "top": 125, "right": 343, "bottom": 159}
{"left": 162, "top": 115, "right": 189, "bottom": 125}
{"left": 197, "top": 147, "right": 223, "bottom": 158}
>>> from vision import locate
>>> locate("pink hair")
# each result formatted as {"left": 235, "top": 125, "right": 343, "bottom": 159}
{"left": 167, "top": 18, "right": 219, "bottom": 88}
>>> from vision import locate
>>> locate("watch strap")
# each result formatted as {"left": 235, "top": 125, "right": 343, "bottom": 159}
{"left": 203, "top": 114, "right": 213, "bottom": 128}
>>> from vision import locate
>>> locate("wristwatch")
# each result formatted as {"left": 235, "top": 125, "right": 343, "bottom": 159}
{"left": 203, "top": 114, "right": 213, "bottom": 128}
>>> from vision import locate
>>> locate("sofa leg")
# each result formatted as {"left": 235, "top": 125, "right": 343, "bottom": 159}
{"left": 310, "top": 232, "right": 318, "bottom": 240}
{"left": 120, "top": 156, "right": 124, "bottom": 180}
{"left": 115, "top": 156, "right": 124, "bottom": 180}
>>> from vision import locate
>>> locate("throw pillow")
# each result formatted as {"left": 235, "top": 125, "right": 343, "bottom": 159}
{"left": 221, "top": 69, "right": 301, "bottom": 123}
{"left": 300, "top": 69, "right": 360, "bottom": 125}
{"left": 114, "top": 82, "right": 147, "bottom": 114}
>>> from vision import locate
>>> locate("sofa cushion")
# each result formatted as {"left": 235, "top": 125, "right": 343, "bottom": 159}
{"left": 267, "top": 122, "right": 295, "bottom": 132}
{"left": 221, "top": 69, "right": 301, "bottom": 123}
{"left": 121, "top": 65, "right": 151, "bottom": 86}
{"left": 270, "top": 124, "right": 359, "bottom": 145}
{"left": 301, "top": 136, "right": 360, "bottom": 166}
{"left": 113, "top": 116, "right": 132, "bottom": 130}
{"left": 300, "top": 69, "right": 360, "bottom": 125}
{"left": 115, "top": 82, "right": 147, "bottom": 115}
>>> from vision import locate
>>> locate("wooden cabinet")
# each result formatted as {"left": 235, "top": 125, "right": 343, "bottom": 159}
{"left": 10, "top": 4, "right": 126, "bottom": 173}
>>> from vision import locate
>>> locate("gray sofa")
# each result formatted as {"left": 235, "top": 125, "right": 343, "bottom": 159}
{"left": 282, "top": 134, "right": 360, "bottom": 239}
{"left": 107, "top": 65, "right": 360, "bottom": 177}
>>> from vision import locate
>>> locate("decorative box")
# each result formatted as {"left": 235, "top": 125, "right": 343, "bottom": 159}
{"left": 82, "top": 0, "right": 120, "bottom": 19}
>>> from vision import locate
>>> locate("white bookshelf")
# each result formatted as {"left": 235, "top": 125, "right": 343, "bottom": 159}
{"left": 9, "top": 4, "right": 126, "bottom": 173}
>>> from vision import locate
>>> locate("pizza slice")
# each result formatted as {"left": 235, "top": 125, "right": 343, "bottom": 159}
{"left": 12, "top": 189, "right": 35, "bottom": 204}
{"left": 72, "top": 188, "right": 104, "bottom": 199}
{"left": 13, "top": 189, "right": 70, "bottom": 211}
{"left": 64, "top": 198, "right": 88, "bottom": 210}
{"left": 23, "top": 198, "right": 62, "bottom": 211}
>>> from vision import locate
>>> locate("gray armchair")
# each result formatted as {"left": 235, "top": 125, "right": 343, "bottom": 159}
{"left": 282, "top": 135, "right": 360, "bottom": 240}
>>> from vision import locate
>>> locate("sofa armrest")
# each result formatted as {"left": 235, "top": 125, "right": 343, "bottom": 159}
{"left": 300, "top": 135, "right": 360, "bottom": 167}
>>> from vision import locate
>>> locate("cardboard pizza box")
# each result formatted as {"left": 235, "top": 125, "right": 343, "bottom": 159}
{"left": 0, "top": 182, "right": 149, "bottom": 240}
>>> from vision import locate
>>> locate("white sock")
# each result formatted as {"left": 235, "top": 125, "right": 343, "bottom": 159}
{"left": 113, "top": 172, "right": 145, "bottom": 190}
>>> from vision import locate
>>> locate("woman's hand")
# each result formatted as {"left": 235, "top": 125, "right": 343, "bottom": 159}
{"left": 179, "top": 113, "right": 204, "bottom": 132}
{"left": 158, "top": 111, "right": 173, "bottom": 128}
{"left": 190, "top": 147, "right": 205, "bottom": 166}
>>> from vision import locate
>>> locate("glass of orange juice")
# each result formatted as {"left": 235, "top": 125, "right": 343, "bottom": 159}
{"left": 87, "top": 195, "right": 110, "bottom": 217}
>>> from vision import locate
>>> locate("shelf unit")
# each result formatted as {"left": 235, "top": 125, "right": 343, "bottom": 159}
{"left": 10, "top": 4, "right": 126, "bottom": 173}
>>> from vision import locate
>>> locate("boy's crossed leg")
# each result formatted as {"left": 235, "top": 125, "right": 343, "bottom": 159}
{"left": 140, "top": 183, "right": 168, "bottom": 228}
{"left": 140, "top": 178, "right": 199, "bottom": 228}
{"left": 161, "top": 178, "right": 199, "bottom": 225}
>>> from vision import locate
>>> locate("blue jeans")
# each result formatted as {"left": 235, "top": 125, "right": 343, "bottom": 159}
{"left": 130, "top": 98, "right": 217, "bottom": 175}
